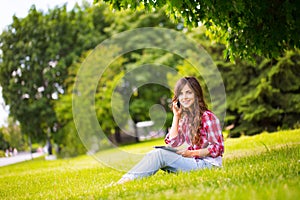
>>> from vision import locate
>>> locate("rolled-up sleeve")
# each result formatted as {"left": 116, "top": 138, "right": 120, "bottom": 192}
{"left": 203, "top": 112, "right": 224, "bottom": 158}
{"left": 165, "top": 132, "right": 184, "bottom": 147}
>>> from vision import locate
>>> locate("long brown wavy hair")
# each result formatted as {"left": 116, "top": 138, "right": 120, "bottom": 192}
{"left": 172, "top": 77, "right": 208, "bottom": 146}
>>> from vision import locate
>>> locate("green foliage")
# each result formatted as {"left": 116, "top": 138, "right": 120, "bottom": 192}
{"left": 0, "top": 129, "right": 299, "bottom": 199}
{"left": 0, "top": 128, "right": 9, "bottom": 150}
{"left": 64, "top": 6, "right": 180, "bottom": 147}
{"left": 56, "top": 122, "right": 87, "bottom": 157}
{"left": 54, "top": 52, "right": 90, "bottom": 156}
{"left": 0, "top": 150, "right": 5, "bottom": 157}
{"left": 217, "top": 50, "right": 300, "bottom": 136}
{"left": 123, "top": 49, "right": 179, "bottom": 127}
{"left": 100, "top": 0, "right": 300, "bottom": 61}
{"left": 0, "top": 3, "right": 112, "bottom": 149}
{"left": 0, "top": 118, "right": 26, "bottom": 150}
{"left": 96, "top": 56, "right": 127, "bottom": 135}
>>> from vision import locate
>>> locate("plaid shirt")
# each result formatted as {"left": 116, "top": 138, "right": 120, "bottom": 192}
{"left": 165, "top": 110, "right": 224, "bottom": 160}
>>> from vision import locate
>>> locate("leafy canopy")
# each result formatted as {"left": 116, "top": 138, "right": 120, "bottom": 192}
{"left": 98, "top": 0, "right": 300, "bottom": 61}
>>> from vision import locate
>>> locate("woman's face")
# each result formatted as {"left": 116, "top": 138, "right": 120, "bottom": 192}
{"left": 178, "top": 84, "right": 195, "bottom": 109}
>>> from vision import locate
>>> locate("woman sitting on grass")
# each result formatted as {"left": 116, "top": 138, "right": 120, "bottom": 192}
{"left": 117, "top": 76, "right": 224, "bottom": 184}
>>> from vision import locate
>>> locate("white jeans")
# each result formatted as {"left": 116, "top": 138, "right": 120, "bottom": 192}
{"left": 122, "top": 148, "right": 213, "bottom": 180}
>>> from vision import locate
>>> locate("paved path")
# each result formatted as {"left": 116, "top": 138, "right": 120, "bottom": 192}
{"left": 0, "top": 152, "right": 44, "bottom": 167}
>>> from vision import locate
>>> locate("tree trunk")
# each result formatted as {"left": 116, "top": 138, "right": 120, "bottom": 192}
{"left": 47, "top": 129, "right": 52, "bottom": 155}
{"left": 134, "top": 123, "right": 139, "bottom": 143}
{"left": 114, "top": 127, "right": 122, "bottom": 144}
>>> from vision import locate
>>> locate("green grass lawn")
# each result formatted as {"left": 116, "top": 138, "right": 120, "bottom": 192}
{"left": 0, "top": 129, "right": 299, "bottom": 200}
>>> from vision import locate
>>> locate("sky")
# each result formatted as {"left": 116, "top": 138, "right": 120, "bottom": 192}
{"left": 0, "top": 0, "right": 93, "bottom": 127}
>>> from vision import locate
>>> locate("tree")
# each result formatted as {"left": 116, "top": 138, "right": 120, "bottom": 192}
{"left": 99, "top": 0, "right": 300, "bottom": 61}
{"left": 236, "top": 50, "right": 300, "bottom": 134}
{"left": 0, "top": 3, "right": 112, "bottom": 153}
{"left": 0, "top": 128, "right": 9, "bottom": 150}
{"left": 0, "top": 118, "right": 25, "bottom": 151}
{"left": 215, "top": 48, "right": 300, "bottom": 136}
{"left": 107, "top": 11, "right": 183, "bottom": 141}
{"left": 73, "top": 8, "right": 181, "bottom": 145}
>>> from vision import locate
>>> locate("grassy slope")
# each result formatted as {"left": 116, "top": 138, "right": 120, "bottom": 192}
{"left": 0, "top": 129, "right": 299, "bottom": 200}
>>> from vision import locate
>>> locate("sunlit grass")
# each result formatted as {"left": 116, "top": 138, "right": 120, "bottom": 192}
{"left": 0, "top": 129, "right": 299, "bottom": 199}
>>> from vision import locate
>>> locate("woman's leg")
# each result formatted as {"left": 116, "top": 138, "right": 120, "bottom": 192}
{"left": 161, "top": 155, "right": 213, "bottom": 173}
{"left": 120, "top": 148, "right": 212, "bottom": 182}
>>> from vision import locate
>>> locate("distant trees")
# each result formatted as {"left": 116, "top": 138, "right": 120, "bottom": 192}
{"left": 217, "top": 50, "right": 300, "bottom": 137}
{"left": 0, "top": 2, "right": 113, "bottom": 154}
{"left": 0, "top": 118, "right": 25, "bottom": 151}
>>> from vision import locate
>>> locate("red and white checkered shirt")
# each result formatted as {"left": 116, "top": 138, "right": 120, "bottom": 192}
{"left": 165, "top": 110, "right": 224, "bottom": 166}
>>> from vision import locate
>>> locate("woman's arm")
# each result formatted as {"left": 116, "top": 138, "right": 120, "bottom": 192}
{"left": 168, "top": 101, "right": 182, "bottom": 139}
{"left": 178, "top": 149, "right": 210, "bottom": 158}
{"left": 168, "top": 114, "right": 180, "bottom": 139}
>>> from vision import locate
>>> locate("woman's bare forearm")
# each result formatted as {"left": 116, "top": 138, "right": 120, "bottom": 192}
{"left": 168, "top": 115, "right": 180, "bottom": 139}
{"left": 178, "top": 148, "right": 210, "bottom": 158}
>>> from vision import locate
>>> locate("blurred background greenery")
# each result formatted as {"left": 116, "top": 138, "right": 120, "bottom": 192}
{"left": 0, "top": 0, "right": 299, "bottom": 158}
